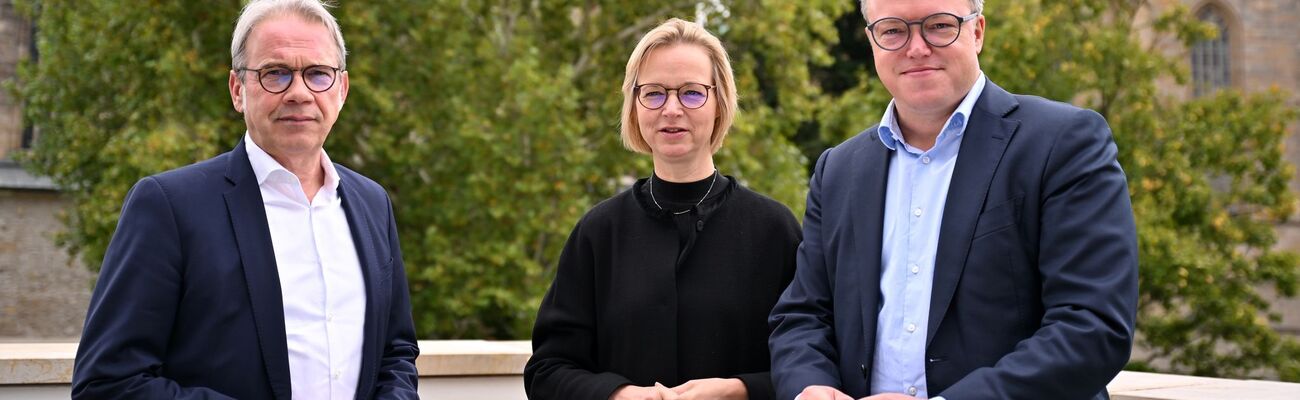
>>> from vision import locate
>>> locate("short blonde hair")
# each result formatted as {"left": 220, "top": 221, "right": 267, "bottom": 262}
{"left": 620, "top": 18, "right": 738, "bottom": 154}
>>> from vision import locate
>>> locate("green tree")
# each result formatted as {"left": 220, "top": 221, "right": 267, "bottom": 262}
{"left": 14, "top": 0, "right": 848, "bottom": 339}
{"left": 807, "top": 0, "right": 1300, "bottom": 381}
{"left": 15, "top": 0, "right": 1300, "bottom": 380}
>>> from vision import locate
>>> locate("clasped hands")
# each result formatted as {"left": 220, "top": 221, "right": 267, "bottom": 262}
{"left": 798, "top": 385, "right": 920, "bottom": 400}
{"left": 609, "top": 378, "right": 747, "bottom": 400}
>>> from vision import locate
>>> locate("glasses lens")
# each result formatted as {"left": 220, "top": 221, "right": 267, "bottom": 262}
{"left": 679, "top": 84, "right": 709, "bottom": 109}
{"left": 639, "top": 85, "right": 668, "bottom": 109}
{"left": 303, "top": 66, "right": 336, "bottom": 92}
{"left": 260, "top": 67, "right": 293, "bottom": 93}
{"left": 921, "top": 13, "right": 962, "bottom": 47}
{"left": 872, "top": 18, "right": 909, "bottom": 50}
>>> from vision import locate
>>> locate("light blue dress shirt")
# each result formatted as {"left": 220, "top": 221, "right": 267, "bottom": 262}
{"left": 870, "top": 73, "right": 986, "bottom": 399}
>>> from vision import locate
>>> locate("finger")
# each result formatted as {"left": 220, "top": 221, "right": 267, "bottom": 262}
{"left": 670, "top": 380, "right": 691, "bottom": 394}
{"left": 654, "top": 382, "right": 679, "bottom": 400}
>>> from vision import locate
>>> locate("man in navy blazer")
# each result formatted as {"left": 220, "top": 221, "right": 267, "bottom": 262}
{"left": 768, "top": 0, "right": 1138, "bottom": 399}
{"left": 72, "top": 1, "right": 419, "bottom": 399}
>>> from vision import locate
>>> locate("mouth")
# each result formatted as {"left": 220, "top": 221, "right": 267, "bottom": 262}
{"left": 902, "top": 66, "right": 942, "bottom": 75}
{"left": 658, "top": 127, "right": 690, "bottom": 137}
{"left": 276, "top": 115, "right": 317, "bottom": 123}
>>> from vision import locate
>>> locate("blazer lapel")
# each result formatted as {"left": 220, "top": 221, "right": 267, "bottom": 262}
{"left": 926, "top": 81, "right": 1020, "bottom": 346}
{"left": 222, "top": 140, "right": 293, "bottom": 399}
{"left": 854, "top": 130, "right": 892, "bottom": 359}
{"left": 337, "top": 173, "right": 387, "bottom": 399}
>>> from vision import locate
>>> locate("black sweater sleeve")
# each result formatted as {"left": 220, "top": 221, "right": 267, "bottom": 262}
{"left": 524, "top": 216, "right": 632, "bottom": 400}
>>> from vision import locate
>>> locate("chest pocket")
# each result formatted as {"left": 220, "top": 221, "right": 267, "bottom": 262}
{"left": 972, "top": 193, "right": 1024, "bottom": 240}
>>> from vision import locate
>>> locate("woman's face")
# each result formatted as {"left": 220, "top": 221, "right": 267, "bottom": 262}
{"left": 635, "top": 44, "right": 717, "bottom": 167}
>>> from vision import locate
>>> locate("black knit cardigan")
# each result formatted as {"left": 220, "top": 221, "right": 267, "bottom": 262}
{"left": 524, "top": 176, "right": 802, "bottom": 400}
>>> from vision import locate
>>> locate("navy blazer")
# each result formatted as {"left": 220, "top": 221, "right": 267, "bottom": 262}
{"left": 769, "top": 81, "right": 1138, "bottom": 400}
{"left": 72, "top": 140, "right": 420, "bottom": 399}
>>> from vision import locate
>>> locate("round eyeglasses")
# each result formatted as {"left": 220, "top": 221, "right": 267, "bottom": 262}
{"left": 866, "top": 12, "right": 980, "bottom": 51}
{"left": 236, "top": 65, "right": 342, "bottom": 94}
{"left": 634, "top": 82, "right": 714, "bottom": 110}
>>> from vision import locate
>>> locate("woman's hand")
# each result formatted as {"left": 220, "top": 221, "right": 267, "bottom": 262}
{"left": 670, "top": 378, "right": 748, "bottom": 400}
{"left": 610, "top": 382, "right": 680, "bottom": 400}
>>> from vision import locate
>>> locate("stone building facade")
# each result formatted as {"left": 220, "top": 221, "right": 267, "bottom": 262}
{"left": 0, "top": 0, "right": 90, "bottom": 340}
{"left": 1138, "top": 0, "right": 1300, "bottom": 334}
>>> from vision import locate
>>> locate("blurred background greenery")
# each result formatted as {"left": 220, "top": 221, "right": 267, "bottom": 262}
{"left": 10, "top": 0, "right": 1299, "bottom": 381}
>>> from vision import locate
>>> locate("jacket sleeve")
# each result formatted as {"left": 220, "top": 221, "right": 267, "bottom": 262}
{"left": 734, "top": 371, "right": 776, "bottom": 400}
{"left": 768, "top": 149, "right": 845, "bottom": 400}
{"left": 71, "top": 177, "right": 236, "bottom": 400}
{"left": 373, "top": 194, "right": 421, "bottom": 399}
{"left": 524, "top": 216, "right": 634, "bottom": 400}
{"left": 937, "top": 109, "right": 1138, "bottom": 400}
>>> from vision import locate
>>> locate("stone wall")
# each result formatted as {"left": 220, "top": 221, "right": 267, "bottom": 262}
{"left": 0, "top": 189, "right": 89, "bottom": 340}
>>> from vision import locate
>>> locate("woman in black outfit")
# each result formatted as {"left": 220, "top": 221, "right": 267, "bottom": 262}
{"left": 524, "top": 18, "right": 801, "bottom": 400}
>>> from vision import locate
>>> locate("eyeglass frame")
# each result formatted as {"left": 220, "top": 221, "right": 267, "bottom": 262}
{"left": 234, "top": 64, "right": 344, "bottom": 94}
{"left": 633, "top": 82, "right": 715, "bottom": 110}
{"left": 865, "top": 11, "right": 981, "bottom": 51}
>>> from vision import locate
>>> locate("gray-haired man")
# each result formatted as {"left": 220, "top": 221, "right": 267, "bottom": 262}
{"left": 72, "top": 1, "right": 419, "bottom": 398}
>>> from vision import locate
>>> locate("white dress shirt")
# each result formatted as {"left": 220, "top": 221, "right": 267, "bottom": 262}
{"left": 246, "top": 134, "right": 367, "bottom": 400}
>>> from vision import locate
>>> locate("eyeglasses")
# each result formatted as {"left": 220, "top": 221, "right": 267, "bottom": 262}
{"left": 634, "top": 82, "right": 714, "bottom": 110}
{"left": 866, "top": 12, "right": 980, "bottom": 51}
{"left": 235, "top": 65, "right": 342, "bottom": 94}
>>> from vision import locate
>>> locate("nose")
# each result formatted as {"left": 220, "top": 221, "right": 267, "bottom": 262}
{"left": 281, "top": 72, "right": 314, "bottom": 103}
{"left": 904, "top": 27, "right": 933, "bottom": 58}
{"left": 660, "top": 90, "right": 686, "bottom": 117}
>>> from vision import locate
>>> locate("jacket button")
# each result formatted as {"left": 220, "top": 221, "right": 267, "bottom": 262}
{"left": 696, "top": 220, "right": 704, "bottom": 231}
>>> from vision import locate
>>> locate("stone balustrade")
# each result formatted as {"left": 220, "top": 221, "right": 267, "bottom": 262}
{"left": 3, "top": 341, "right": 1298, "bottom": 399}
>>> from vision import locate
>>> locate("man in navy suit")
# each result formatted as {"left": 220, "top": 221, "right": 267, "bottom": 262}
{"left": 768, "top": 0, "right": 1138, "bottom": 399}
{"left": 72, "top": 1, "right": 419, "bottom": 398}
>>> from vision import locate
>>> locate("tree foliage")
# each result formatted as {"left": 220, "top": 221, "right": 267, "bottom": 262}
{"left": 14, "top": 0, "right": 848, "bottom": 338}
{"left": 12, "top": 0, "right": 1299, "bottom": 380}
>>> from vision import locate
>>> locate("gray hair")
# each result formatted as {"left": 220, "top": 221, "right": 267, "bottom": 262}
{"left": 231, "top": 0, "right": 347, "bottom": 70}
{"left": 860, "top": 0, "right": 984, "bottom": 21}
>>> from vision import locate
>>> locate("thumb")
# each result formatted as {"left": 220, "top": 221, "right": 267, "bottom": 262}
{"left": 654, "top": 382, "right": 679, "bottom": 400}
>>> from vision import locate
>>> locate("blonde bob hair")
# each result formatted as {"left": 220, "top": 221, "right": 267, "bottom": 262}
{"left": 620, "top": 18, "right": 738, "bottom": 154}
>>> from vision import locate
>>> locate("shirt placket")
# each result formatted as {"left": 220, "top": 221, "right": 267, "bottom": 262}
{"left": 308, "top": 196, "right": 340, "bottom": 398}
{"left": 903, "top": 151, "right": 928, "bottom": 397}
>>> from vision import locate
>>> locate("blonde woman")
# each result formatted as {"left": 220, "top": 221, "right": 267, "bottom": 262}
{"left": 525, "top": 18, "right": 800, "bottom": 400}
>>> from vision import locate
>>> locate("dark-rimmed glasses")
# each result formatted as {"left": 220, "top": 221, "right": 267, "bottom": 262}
{"left": 235, "top": 65, "right": 342, "bottom": 94}
{"left": 634, "top": 82, "right": 714, "bottom": 110}
{"left": 866, "top": 12, "right": 980, "bottom": 51}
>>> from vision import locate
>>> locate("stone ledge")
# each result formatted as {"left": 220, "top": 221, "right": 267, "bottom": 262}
{"left": 4, "top": 341, "right": 1300, "bottom": 400}
{"left": 0, "top": 163, "right": 58, "bottom": 191}
{"left": 0, "top": 340, "right": 530, "bottom": 385}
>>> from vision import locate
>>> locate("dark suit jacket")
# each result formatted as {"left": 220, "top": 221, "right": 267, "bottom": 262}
{"left": 72, "top": 140, "right": 420, "bottom": 400}
{"left": 768, "top": 81, "right": 1138, "bottom": 400}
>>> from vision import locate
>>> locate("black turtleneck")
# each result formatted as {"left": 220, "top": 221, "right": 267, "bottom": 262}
{"left": 647, "top": 171, "right": 731, "bottom": 252}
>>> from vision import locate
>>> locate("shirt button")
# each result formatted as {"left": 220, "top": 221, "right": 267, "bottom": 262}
{"left": 913, "top": 208, "right": 923, "bottom": 217}
{"left": 907, "top": 323, "right": 917, "bottom": 333}
{"left": 908, "top": 386, "right": 918, "bottom": 396}
{"left": 921, "top": 156, "right": 931, "bottom": 164}
{"left": 910, "top": 264, "right": 920, "bottom": 274}
{"left": 333, "top": 370, "right": 341, "bottom": 380}
{"left": 326, "top": 313, "right": 334, "bottom": 323}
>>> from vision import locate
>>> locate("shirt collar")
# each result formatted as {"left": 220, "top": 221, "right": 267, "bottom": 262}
{"left": 877, "top": 72, "right": 987, "bottom": 151}
{"left": 243, "top": 132, "right": 340, "bottom": 193}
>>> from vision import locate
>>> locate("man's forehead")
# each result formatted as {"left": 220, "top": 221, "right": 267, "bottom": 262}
{"left": 244, "top": 15, "right": 338, "bottom": 64}
{"left": 867, "top": 0, "right": 971, "bottom": 17}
